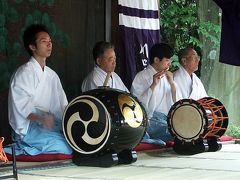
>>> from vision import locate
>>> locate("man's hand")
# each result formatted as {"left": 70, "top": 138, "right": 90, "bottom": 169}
{"left": 41, "top": 113, "right": 54, "bottom": 129}
{"left": 150, "top": 69, "right": 167, "bottom": 91}
{"left": 165, "top": 71, "right": 177, "bottom": 102}
{"left": 165, "top": 71, "right": 174, "bottom": 85}
{"left": 28, "top": 112, "right": 55, "bottom": 129}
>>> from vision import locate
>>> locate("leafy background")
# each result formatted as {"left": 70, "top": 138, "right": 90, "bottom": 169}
{"left": 0, "top": 0, "right": 70, "bottom": 92}
{"left": 160, "top": 0, "right": 220, "bottom": 72}
{"left": 160, "top": 0, "right": 238, "bottom": 138}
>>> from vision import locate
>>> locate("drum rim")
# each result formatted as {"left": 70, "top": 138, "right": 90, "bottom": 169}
{"left": 167, "top": 99, "right": 208, "bottom": 142}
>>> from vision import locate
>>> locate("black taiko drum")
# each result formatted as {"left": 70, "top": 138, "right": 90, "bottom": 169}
{"left": 167, "top": 97, "right": 228, "bottom": 144}
{"left": 62, "top": 88, "right": 147, "bottom": 155}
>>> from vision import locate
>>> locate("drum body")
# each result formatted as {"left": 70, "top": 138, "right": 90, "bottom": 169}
{"left": 167, "top": 97, "right": 228, "bottom": 144}
{"left": 63, "top": 88, "right": 147, "bottom": 155}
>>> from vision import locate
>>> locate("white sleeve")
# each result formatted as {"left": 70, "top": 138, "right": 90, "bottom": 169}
{"left": 131, "top": 73, "right": 156, "bottom": 117}
{"left": 9, "top": 69, "right": 35, "bottom": 119}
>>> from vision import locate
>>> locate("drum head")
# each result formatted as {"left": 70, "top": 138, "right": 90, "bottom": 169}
{"left": 62, "top": 95, "right": 111, "bottom": 154}
{"left": 167, "top": 99, "right": 208, "bottom": 143}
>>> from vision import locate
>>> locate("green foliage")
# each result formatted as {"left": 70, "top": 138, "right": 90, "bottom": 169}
{"left": 0, "top": 14, "right": 6, "bottom": 27}
{"left": 160, "top": 0, "right": 220, "bottom": 71}
{"left": 20, "top": 10, "right": 70, "bottom": 47}
{"left": 0, "top": 1, "right": 70, "bottom": 92}
{"left": 0, "top": 0, "right": 8, "bottom": 14}
{"left": 14, "top": 0, "right": 23, "bottom": 4}
{"left": 160, "top": 1, "right": 198, "bottom": 50}
{"left": 170, "top": 55, "right": 180, "bottom": 72}
{"left": 0, "top": 62, "right": 9, "bottom": 90}
{"left": 7, "top": 7, "right": 18, "bottom": 23}
{"left": 0, "top": 35, "right": 6, "bottom": 52}
{"left": 225, "top": 123, "right": 240, "bottom": 139}
{"left": 198, "top": 21, "right": 221, "bottom": 48}
{"left": 47, "top": 0, "right": 55, "bottom": 7}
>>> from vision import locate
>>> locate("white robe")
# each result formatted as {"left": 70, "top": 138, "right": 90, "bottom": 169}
{"left": 81, "top": 65, "right": 129, "bottom": 92}
{"left": 173, "top": 65, "right": 208, "bottom": 100}
{"left": 8, "top": 57, "right": 68, "bottom": 138}
{"left": 131, "top": 65, "right": 176, "bottom": 118}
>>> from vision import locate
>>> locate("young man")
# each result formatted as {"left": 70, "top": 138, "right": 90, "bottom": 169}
{"left": 5, "top": 24, "right": 72, "bottom": 155}
{"left": 131, "top": 43, "right": 177, "bottom": 145}
{"left": 81, "top": 41, "right": 129, "bottom": 92}
{"left": 173, "top": 47, "right": 208, "bottom": 100}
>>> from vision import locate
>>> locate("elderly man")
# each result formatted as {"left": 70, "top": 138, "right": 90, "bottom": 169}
{"left": 173, "top": 47, "right": 207, "bottom": 100}
{"left": 81, "top": 41, "right": 129, "bottom": 92}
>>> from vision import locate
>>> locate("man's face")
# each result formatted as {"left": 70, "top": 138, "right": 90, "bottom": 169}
{"left": 155, "top": 57, "right": 172, "bottom": 72}
{"left": 182, "top": 49, "right": 200, "bottom": 74}
{"left": 30, "top": 31, "right": 52, "bottom": 58}
{"left": 97, "top": 48, "right": 116, "bottom": 73}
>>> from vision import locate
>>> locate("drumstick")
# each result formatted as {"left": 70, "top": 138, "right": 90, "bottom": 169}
{"left": 103, "top": 72, "right": 112, "bottom": 87}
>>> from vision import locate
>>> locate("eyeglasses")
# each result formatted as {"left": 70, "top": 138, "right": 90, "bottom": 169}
{"left": 184, "top": 55, "right": 200, "bottom": 61}
{"left": 101, "top": 56, "right": 116, "bottom": 62}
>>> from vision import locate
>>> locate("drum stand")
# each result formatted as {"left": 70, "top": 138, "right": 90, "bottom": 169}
{"left": 205, "top": 138, "right": 222, "bottom": 152}
{"left": 0, "top": 143, "right": 18, "bottom": 180}
{"left": 173, "top": 138, "right": 222, "bottom": 155}
{"left": 72, "top": 149, "right": 137, "bottom": 167}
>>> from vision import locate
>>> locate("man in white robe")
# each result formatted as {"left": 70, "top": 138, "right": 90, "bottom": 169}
{"left": 82, "top": 41, "right": 129, "bottom": 92}
{"left": 174, "top": 47, "right": 207, "bottom": 100}
{"left": 131, "top": 43, "right": 177, "bottom": 145}
{"left": 5, "top": 24, "right": 72, "bottom": 155}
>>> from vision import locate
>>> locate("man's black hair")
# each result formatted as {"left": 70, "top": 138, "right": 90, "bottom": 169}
{"left": 149, "top": 43, "right": 174, "bottom": 64}
{"left": 92, "top": 41, "right": 114, "bottom": 62}
{"left": 23, "top": 24, "right": 49, "bottom": 56}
